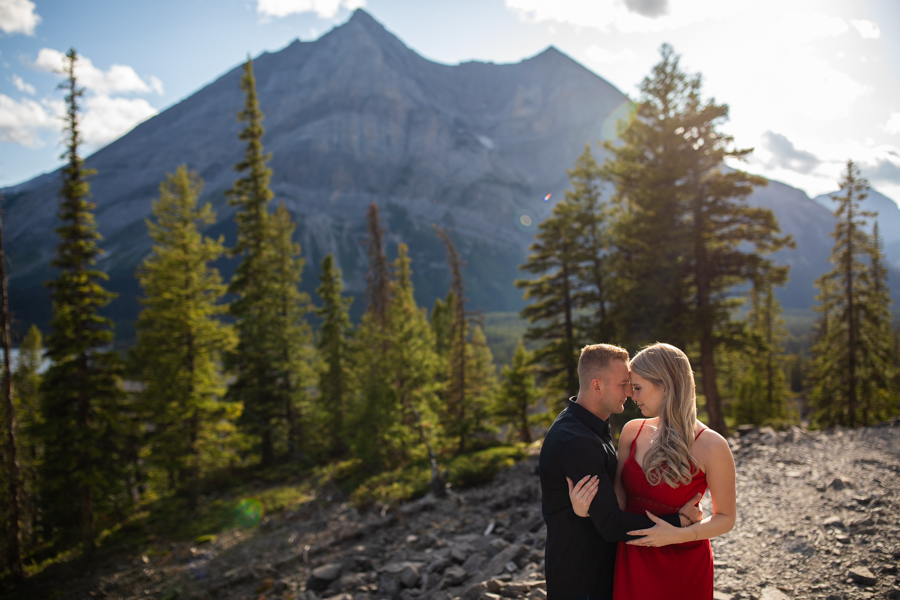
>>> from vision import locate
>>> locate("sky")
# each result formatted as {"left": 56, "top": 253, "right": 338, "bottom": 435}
{"left": 1, "top": 0, "right": 898, "bottom": 205}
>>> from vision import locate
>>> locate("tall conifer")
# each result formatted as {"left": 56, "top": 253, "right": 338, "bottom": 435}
{"left": 40, "top": 49, "right": 124, "bottom": 557}
{"left": 316, "top": 254, "right": 353, "bottom": 457}
{"left": 133, "top": 166, "right": 237, "bottom": 507}
{"left": 12, "top": 326, "right": 42, "bottom": 547}
{"left": 603, "top": 44, "right": 791, "bottom": 434}
{"left": 494, "top": 341, "right": 542, "bottom": 443}
{"left": 810, "top": 162, "right": 896, "bottom": 426}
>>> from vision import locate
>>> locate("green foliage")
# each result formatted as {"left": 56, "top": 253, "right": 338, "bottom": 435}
{"left": 732, "top": 278, "right": 792, "bottom": 426}
{"left": 10, "top": 325, "right": 43, "bottom": 548}
{"left": 225, "top": 58, "right": 314, "bottom": 467}
{"left": 494, "top": 340, "right": 542, "bottom": 443}
{"left": 809, "top": 161, "right": 897, "bottom": 427}
{"left": 601, "top": 44, "right": 790, "bottom": 434}
{"left": 132, "top": 165, "right": 239, "bottom": 507}
{"left": 39, "top": 48, "right": 126, "bottom": 556}
{"left": 315, "top": 253, "right": 354, "bottom": 458}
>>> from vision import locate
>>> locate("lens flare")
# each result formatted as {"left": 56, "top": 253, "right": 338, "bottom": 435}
{"left": 515, "top": 209, "right": 537, "bottom": 233}
{"left": 544, "top": 193, "right": 552, "bottom": 201}
{"left": 601, "top": 100, "right": 639, "bottom": 142}
{"left": 235, "top": 498, "right": 264, "bottom": 528}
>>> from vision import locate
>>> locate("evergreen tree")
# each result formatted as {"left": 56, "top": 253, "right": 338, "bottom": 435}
{"left": 268, "top": 202, "right": 315, "bottom": 459}
{"left": 567, "top": 145, "right": 614, "bottom": 343}
{"left": 430, "top": 294, "right": 454, "bottom": 358}
{"left": 226, "top": 57, "right": 307, "bottom": 467}
{"left": 383, "top": 244, "right": 442, "bottom": 470}
{"left": 315, "top": 253, "right": 354, "bottom": 458}
{"left": 810, "top": 162, "right": 896, "bottom": 426}
{"left": 494, "top": 340, "right": 542, "bottom": 443}
{"left": 516, "top": 189, "right": 582, "bottom": 401}
{"left": 602, "top": 44, "right": 791, "bottom": 435}
{"left": 0, "top": 195, "right": 22, "bottom": 578}
{"left": 39, "top": 49, "right": 124, "bottom": 557}
{"left": 733, "top": 274, "right": 790, "bottom": 426}
{"left": 352, "top": 203, "right": 394, "bottom": 467}
{"left": 464, "top": 325, "right": 498, "bottom": 444}
{"left": 434, "top": 227, "right": 475, "bottom": 454}
{"left": 133, "top": 166, "right": 237, "bottom": 508}
{"left": 12, "top": 326, "right": 42, "bottom": 548}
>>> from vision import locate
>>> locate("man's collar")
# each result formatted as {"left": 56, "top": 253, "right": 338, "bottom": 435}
{"left": 567, "top": 398, "right": 611, "bottom": 439}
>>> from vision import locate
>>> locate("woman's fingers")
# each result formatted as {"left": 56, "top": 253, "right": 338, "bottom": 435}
{"left": 566, "top": 477, "right": 574, "bottom": 495}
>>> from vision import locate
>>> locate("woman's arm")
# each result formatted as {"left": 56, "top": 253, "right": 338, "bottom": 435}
{"left": 624, "top": 429, "right": 736, "bottom": 546}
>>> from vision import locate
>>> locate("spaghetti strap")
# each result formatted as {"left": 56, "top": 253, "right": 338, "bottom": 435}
{"left": 631, "top": 420, "right": 647, "bottom": 456}
{"left": 693, "top": 426, "right": 708, "bottom": 441}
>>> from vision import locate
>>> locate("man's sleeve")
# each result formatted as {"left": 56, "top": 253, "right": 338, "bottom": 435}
{"left": 562, "top": 435, "right": 681, "bottom": 542}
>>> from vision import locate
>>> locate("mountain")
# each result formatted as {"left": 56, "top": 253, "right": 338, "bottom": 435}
{"left": 3, "top": 9, "right": 896, "bottom": 340}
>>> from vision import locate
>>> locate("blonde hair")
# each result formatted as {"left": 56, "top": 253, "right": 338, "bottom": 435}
{"left": 578, "top": 344, "right": 629, "bottom": 390}
{"left": 630, "top": 343, "right": 698, "bottom": 488}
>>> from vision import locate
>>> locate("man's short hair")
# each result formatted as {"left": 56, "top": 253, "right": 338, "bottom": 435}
{"left": 578, "top": 344, "right": 630, "bottom": 389}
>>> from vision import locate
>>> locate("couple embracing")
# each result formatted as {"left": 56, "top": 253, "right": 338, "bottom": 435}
{"left": 539, "top": 343, "right": 736, "bottom": 600}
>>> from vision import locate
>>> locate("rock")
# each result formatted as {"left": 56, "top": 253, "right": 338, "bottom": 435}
{"left": 526, "top": 588, "right": 547, "bottom": 600}
{"left": 450, "top": 544, "right": 471, "bottom": 563}
{"left": 501, "top": 583, "right": 529, "bottom": 597}
{"left": 828, "top": 478, "right": 851, "bottom": 490}
{"left": 442, "top": 566, "right": 468, "bottom": 587}
{"left": 461, "top": 580, "right": 498, "bottom": 600}
{"left": 488, "top": 539, "right": 509, "bottom": 553}
{"left": 713, "top": 592, "right": 731, "bottom": 600}
{"left": 378, "top": 573, "right": 401, "bottom": 598}
{"left": 504, "top": 562, "right": 517, "bottom": 573}
{"left": 480, "top": 594, "right": 501, "bottom": 600}
{"left": 848, "top": 566, "right": 877, "bottom": 585}
{"left": 314, "top": 564, "right": 345, "bottom": 582}
{"left": 758, "top": 427, "right": 778, "bottom": 444}
{"left": 822, "top": 516, "right": 844, "bottom": 528}
{"left": 462, "top": 553, "right": 488, "bottom": 575}
{"left": 324, "top": 595, "right": 354, "bottom": 600}
{"left": 759, "top": 586, "right": 790, "bottom": 600}
{"left": 309, "top": 564, "right": 345, "bottom": 591}
{"left": 465, "top": 545, "right": 528, "bottom": 587}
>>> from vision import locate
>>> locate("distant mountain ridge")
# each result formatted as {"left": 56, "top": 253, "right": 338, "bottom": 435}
{"left": 3, "top": 9, "right": 897, "bottom": 338}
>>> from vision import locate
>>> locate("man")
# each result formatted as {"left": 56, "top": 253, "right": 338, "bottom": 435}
{"left": 539, "top": 344, "right": 702, "bottom": 600}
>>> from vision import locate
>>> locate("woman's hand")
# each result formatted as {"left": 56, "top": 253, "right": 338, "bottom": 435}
{"left": 566, "top": 475, "right": 598, "bottom": 517}
{"left": 625, "top": 511, "right": 694, "bottom": 547}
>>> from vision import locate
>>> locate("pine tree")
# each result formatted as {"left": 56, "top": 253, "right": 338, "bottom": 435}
{"left": 39, "top": 49, "right": 124, "bottom": 557}
{"left": 567, "top": 145, "right": 614, "bottom": 343}
{"left": 352, "top": 203, "right": 394, "bottom": 467}
{"left": 516, "top": 189, "right": 583, "bottom": 401}
{"left": 734, "top": 274, "right": 790, "bottom": 426}
{"left": 434, "top": 227, "right": 474, "bottom": 454}
{"left": 464, "top": 325, "right": 498, "bottom": 445}
{"left": 226, "top": 57, "right": 284, "bottom": 467}
{"left": 268, "top": 202, "right": 315, "bottom": 459}
{"left": 0, "top": 194, "right": 22, "bottom": 578}
{"left": 133, "top": 166, "right": 237, "bottom": 507}
{"left": 383, "top": 244, "right": 442, "bottom": 470}
{"left": 494, "top": 341, "right": 542, "bottom": 443}
{"left": 12, "top": 326, "right": 43, "bottom": 548}
{"left": 602, "top": 44, "right": 791, "bottom": 435}
{"left": 810, "top": 164, "right": 896, "bottom": 426}
{"left": 316, "top": 253, "right": 354, "bottom": 458}
{"left": 430, "top": 294, "right": 454, "bottom": 358}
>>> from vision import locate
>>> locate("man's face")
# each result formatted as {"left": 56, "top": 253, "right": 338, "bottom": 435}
{"left": 597, "top": 359, "right": 632, "bottom": 417}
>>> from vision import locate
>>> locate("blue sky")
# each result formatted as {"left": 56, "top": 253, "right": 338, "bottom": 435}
{"left": 1, "top": 0, "right": 899, "bottom": 205}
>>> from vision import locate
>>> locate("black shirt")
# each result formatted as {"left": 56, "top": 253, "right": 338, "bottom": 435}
{"left": 539, "top": 400, "right": 681, "bottom": 600}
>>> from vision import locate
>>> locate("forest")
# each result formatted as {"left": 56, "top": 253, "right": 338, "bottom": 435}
{"left": 0, "top": 43, "right": 897, "bottom": 585}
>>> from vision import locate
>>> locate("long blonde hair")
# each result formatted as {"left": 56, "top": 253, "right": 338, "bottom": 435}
{"left": 630, "top": 343, "right": 698, "bottom": 488}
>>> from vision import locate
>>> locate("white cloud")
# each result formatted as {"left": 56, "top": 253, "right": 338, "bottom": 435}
{"left": 0, "top": 93, "right": 53, "bottom": 147}
{"left": 34, "top": 48, "right": 161, "bottom": 95}
{"left": 0, "top": 0, "right": 40, "bottom": 35}
{"left": 505, "top": 0, "right": 739, "bottom": 34}
{"left": 256, "top": 0, "right": 365, "bottom": 19}
{"left": 11, "top": 73, "right": 35, "bottom": 94}
{"left": 851, "top": 19, "right": 880, "bottom": 39}
{"left": 884, "top": 113, "right": 900, "bottom": 135}
{"left": 80, "top": 95, "right": 157, "bottom": 146}
{"left": 585, "top": 45, "right": 637, "bottom": 64}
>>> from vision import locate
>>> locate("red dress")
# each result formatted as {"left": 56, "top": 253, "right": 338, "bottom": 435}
{"left": 613, "top": 421, "right": 713, "bottom": 600}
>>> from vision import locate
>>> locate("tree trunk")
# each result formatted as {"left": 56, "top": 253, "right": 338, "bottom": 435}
{"left": 0, "top": 206, "right": 22, "bottom": 580}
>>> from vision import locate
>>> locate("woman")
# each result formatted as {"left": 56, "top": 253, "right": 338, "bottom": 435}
{"left": 568, "top": 343, "right": 736, "bottom": 600}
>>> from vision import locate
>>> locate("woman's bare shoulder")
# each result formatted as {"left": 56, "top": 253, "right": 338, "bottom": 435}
{"left": 692, "top": 422, "right": 732, "bottom": 460}
{"left": 617, "top": 418, "right": 646, "bottom": 448}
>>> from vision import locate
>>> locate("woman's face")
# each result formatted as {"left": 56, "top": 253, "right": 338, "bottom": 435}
{"left": 630, "top": 372, "right": 664, "bottom": 418}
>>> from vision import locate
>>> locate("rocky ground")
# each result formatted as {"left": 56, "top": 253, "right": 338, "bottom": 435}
{"left": 12, "top": 419, "right": 900, "bottom": 600}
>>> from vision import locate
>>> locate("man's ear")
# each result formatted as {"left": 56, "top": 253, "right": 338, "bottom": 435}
{"left": 592, "top": 377, "right": 604, "bottom": 394}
